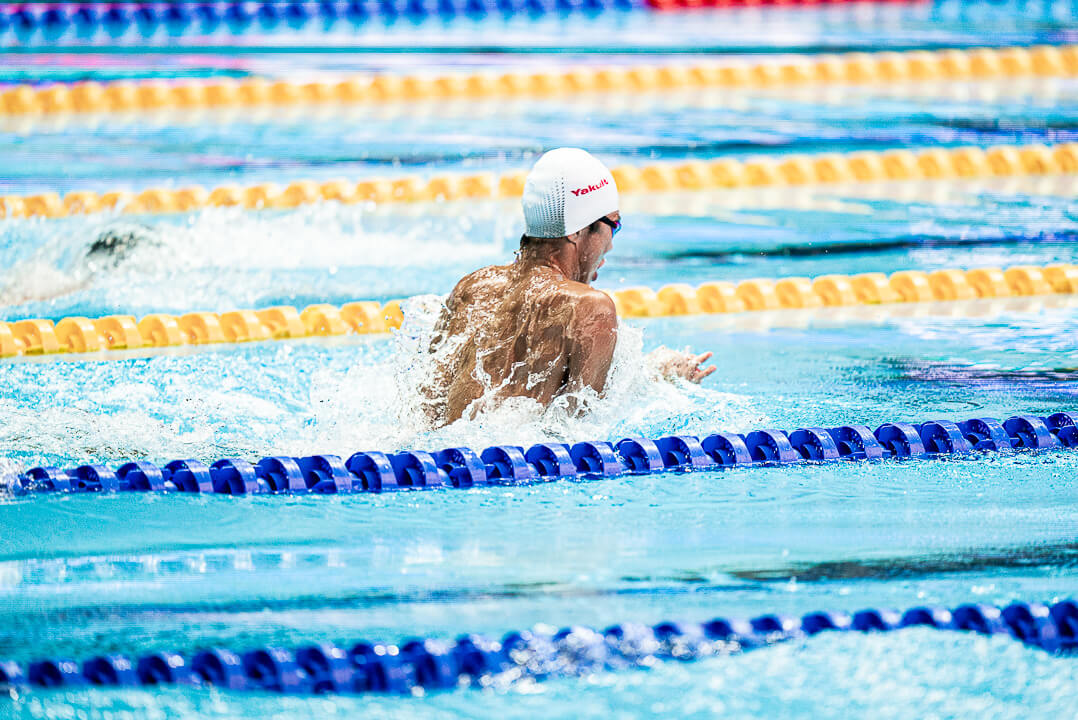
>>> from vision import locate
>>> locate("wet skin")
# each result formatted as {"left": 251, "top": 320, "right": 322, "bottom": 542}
{"left": 426, "top": 212, "right": 715, "bottom": 427}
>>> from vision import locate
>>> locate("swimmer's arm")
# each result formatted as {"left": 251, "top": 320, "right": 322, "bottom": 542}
{"left": 565, "top": 292, "right": 618, "bottom": 396}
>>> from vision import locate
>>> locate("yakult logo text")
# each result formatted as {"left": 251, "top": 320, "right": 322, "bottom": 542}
{"left": 570, "top": 178, "right": 609, "bottom": 196}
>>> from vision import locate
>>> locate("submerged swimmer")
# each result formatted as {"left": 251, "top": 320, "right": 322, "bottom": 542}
{"left": 0, "top": 222, "right": 159, "bottom": 305}
{"left": 425, "top": 147, "right": 716, "bottom": 427}
{"left": 85, "top": 224, "right": 156, "bottom": 266}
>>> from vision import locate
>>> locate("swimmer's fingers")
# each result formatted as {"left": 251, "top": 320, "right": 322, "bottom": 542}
{"left": 691, "top": 364, "right": 717, "bottom": 383}
{"left": 690, "top": 351, "right": 716, "bottom": 383}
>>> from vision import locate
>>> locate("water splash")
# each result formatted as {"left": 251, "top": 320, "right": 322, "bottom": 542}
{"left": 0, "top": 202, "right": 509, "bottom": 314}
{"left": 297, "top": 295, "right": 764, "bottom": 455}
{"left": 0, "top": 290, "right": 762, "bottom": 485}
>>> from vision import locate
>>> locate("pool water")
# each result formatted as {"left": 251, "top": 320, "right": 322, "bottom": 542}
{"left": 3, "top": 3, "right": 1078, "bottom": 718}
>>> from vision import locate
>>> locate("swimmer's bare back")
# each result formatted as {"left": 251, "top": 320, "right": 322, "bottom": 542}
{"left": 427, "top": 261, "right": 617, "bottom": 426}
{"left": 421, "top": 147, "right": 715, "bottom": 427}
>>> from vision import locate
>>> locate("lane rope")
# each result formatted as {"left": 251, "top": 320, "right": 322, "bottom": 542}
{"left": 0, "top": 0, "right": 645, "bottom": 40}
{"left": 2, "top": 44, "right": 1076, "bottom": 121}
{"left": 609, "top": 261, "right": 1078, "bottom": 316}
{"left": 648, "top": 0, "right": 927, "bottom": 7}
{"left": 10, "top": 411, "right": 1077, "bottom": 497}
{"left": 1, "top": 0, "right": 1053, "bottom": 47}
{"left": 1, "top": 141, "right": 1076, "bottom": 220}
{"left": 0, "top": 0, "right": 933, "bottom": 40}
{"left": 1, "top": 260, "right": 1075, "bottom": 359}
{"left": 0, "top": 301, "right": 405, "bottom": 358}
{"left": 1, "top": 597, "right": 1074, "bottom": 695}
{"left": 3, "top": 75, "right": 1073, "bottom": 138}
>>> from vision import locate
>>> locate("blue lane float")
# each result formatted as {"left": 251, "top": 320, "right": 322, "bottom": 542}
{"left": 1, "top": 598, "right": 1074, "bottom": 695}
{"left": 0, "top": 0, "right": 645, "bottom": 40}
{"left": 1, "top": 0, "right": 1070, "bottom": 42}
{"left": 10, "top": 411, "right": 1078, "bottom": 496}
{"left": 9, "top": 412, "right": 1077, "bottom": 498}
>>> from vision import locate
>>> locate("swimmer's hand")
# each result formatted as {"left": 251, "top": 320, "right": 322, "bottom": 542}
{"left": 647, "top": 347, "right": 717, "bottom": 384}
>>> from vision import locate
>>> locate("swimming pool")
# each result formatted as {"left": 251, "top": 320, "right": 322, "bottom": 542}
{"left": 3, "top": 3, "right": 1078, "bottom": 718}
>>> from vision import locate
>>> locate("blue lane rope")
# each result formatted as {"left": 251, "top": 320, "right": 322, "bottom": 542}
{"left": 1, "top": 598, "right": 1074, "bottom": 695}
{"left": 1, "top": 0, "right": 1071, "bottom": 42}
{"left": 0, "top": 0, "right": 645, "bottom": 40}
{"left": 8, "top": 412, "right": 1077, "bottom": 498}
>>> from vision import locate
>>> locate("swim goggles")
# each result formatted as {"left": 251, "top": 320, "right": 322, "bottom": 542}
{"left": 598, "top": 216, "right": 621, "bottom": 236}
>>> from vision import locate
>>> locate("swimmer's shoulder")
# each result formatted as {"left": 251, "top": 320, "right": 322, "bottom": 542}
{"left": 447, "top": 263, "right": 513, "bottom": 305}
{"left": 558, "top": 282, "right": 617, "bottom": 325}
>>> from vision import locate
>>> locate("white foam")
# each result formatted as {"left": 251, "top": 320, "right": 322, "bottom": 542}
{"left": 0, "top": 205, "right": 762, "bottom": 477}
{"left": 0, "top": 202, "right": 508, "bottom": 310}
{"left": 293, "top": 294, "right": 765, "bottom": 455}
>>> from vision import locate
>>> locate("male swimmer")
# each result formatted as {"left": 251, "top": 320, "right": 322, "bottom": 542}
{"left": 0, "top": 223, "right": 159, "bottom": 306}
{"left": 425, "top": 147, "right": 716, "bottom": 427}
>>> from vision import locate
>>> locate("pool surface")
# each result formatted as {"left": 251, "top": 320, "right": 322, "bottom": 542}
{"left": 2, "top": 2, "right": 1078, "bottom": 718}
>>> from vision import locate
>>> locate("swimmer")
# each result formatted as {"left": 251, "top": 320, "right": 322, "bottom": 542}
{"left": 425, "top": 147, "right": 716, "bottom": 426}
{"left": 0, "top": 222, "right": 159, "bottom": 306}
{"left": 85, "top": 223, "right": 157, "bottom": 267}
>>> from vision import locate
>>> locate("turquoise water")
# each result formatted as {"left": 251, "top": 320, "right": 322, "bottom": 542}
{"left": 3, "top": 3, "right": 1078, "bottom": 718}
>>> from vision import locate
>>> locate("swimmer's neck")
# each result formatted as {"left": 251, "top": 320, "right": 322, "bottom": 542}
{"left": 515, "top": 242, "right": 588, "bottom": 285}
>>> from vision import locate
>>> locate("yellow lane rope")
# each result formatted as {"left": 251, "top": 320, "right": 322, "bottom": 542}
{"left": 3, "top": 45, "right": 1077, "bottom": 120}
{"left": 3, "top": 74, "right": 1072, "bottom": 138}
{"left": 0, "top": 302, "right": 405, "bottom": 358}
{"left": 680, "top": 294, "right": 1078, "bottom": 334}
{"left": 616, "top": 174, "right": 1076, "bottom": 215}
{"left": 608, "top": 263, "right": 1078, "bottom": 317}
{"left": 3, "top": 262, "right": 1075, "bottom": 359}
{"left": 2, "top": 141, "right": 1076, "bottom": 220}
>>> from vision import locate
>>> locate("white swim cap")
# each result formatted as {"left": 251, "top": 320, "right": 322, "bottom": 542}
{"left": 522, "top": 147, "right": 619, "bottom": 239}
